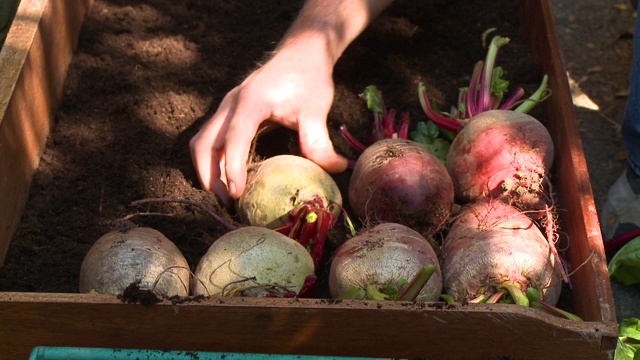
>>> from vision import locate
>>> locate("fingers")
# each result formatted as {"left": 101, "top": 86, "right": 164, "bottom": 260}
{"left": 223, "top": 103, "right": 263, "bottom": 199}
{"left": 191, "top": 76, "right": 346, "bottom": 204}
{"left": 191, "top": 84, "right": 266, "bottom": 202}
{"left": 298, "top": 116, "right": 349, "bottom": 174}
{"left": 190, "top": 93, "right": 235, "bottom": 204}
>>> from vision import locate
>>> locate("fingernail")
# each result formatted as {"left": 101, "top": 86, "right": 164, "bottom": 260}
{"left": 228, "top": 181, "right": 237, "bottom": 197}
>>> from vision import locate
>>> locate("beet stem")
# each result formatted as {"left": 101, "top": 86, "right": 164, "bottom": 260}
{"left": 310, "top": 210, "right": 333, "bottom": 268}
{"left": 605, "top": 227, "right": 640, "bottom": 254}
{"left": 479, "top": 36, "right": 510, "bottom": 112}
{"left": 467, "top": 294, "right": 489, "bottom": 304}
{"left": 338, "top": 264, "right": 436, "bottom": 301}
{"left": 531, "top": 300, "right": 583, "bottom": 321}
{"left": 398, "top": 263, "right": 437, "bottom": 301}
{"left": 366, "top": 284, "right": 391, "bottom": 301}
{"left": 485, "top": 291, "right": 505, "bottom": 304}
{"left": 381, "top": 109, "right": 396, "bottom": 140}
{"left": 373, "top": 112, "right": 383, "bottom": 141}
{"left": 514, "top": 75, "right": 549, "bottom": 113}
{"left": 339, "top": 124, "right": 368, "bottom": 153}
{"left": 296, "top": 275, "right": 318, "bottom": 298}
{"left": 296, "top": 215, "right": 317, "bottom": 248}
{"left": 338, "top": 285, "right": 366, "bottom": 300}
{"left": 457, "top": 88, "right": 468, "bottom": 119}
{"left": 466, "top": 61, "right": 484, "bottom": 117}
{"left": 276, "top": 197, "right": 337, "bottom": 270}
{"left": 397, "top": 112, "right": 410, "bottom": 139}
{"left": 498, "top": 282, "right": 529, "bottom": 307}
{"left": 418, "top": 82, "right": 462, "bottom": 132}
{"left": 499, "top": 86, "right": 525, "bottom": 110}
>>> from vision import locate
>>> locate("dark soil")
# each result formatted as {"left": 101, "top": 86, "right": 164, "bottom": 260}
{"left": 0, "top": 0, "right": 545, "bottom": 298}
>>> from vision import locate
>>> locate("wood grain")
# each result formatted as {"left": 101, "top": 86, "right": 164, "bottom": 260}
{"left": 0, "top": 0, "right": 93, "bottom": 265}
{"left": 521, "top": 0, "right": 617, "bottom": 324}
{"left": 0, "top": 292, "right": 620, "bottom": 359}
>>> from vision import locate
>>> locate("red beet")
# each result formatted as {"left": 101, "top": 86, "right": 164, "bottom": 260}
{"left": 441, "top": 200, "right": 563, "bottom": 306}
{"left": 348, "top": 138, "right": 454, "bottom": 237}
{"left": 445, "top": 109, "right": 554, "bottom": 211}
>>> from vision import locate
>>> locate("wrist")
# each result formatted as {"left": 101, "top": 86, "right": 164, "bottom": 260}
{"left": 279, "top": 0, "right": 395, "bottom": 65}
{"left": 275, "top": 33, "right": 336, "bottom": 74}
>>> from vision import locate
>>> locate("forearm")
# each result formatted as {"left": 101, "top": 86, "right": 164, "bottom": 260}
{"left": 278, "top": 0, "right": 395, "bottom": 65}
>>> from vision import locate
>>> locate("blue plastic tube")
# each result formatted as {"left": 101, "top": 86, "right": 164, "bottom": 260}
{"left": 29, "top": 346, "right": 397, "bottom": 360}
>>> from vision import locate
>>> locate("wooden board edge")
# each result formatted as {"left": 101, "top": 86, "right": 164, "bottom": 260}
{"left": 0, "top": 0, "right": 94, "bottom": 265}
{"left": 520, "top": 0, "right": 617, "bottom": 324}
{"left": 0, "top": 0, "right": 45, "bottom": 127}
{"left": 0, "top": 292, "right": 620, "bottom": 359}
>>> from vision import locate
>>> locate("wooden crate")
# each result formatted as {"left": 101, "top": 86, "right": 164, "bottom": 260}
{"left": 0, "top": 0, "right": 93, "bottom": 265}
{"left": 0, "top": 0, "right": 619, "bottom": 359}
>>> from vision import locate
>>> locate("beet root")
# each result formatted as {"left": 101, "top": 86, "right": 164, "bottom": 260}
{"left": 445, "top": 110, "right": 554, "bottom": 211}
{"left": 440, "top": 199, "right": 563, "bottom": 306}
{"left": 348, "top": 138, "right": 454, "bottom": 237}
{"left": 329, "top": 222, "right": 443, "bottom": 301}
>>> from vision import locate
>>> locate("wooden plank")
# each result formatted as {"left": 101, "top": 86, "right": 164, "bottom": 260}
{"left": 520, "top": 0, "right": 617, "bottom": 324}
{"left": 0, "top": 292, "right": 620, "bottom": 360}
{"left": 0, "top": 0, "right": 93, "bottom": 265}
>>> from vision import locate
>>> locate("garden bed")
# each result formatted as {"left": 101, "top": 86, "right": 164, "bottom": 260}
{"left": 0, "top": 0, "right": 618, "bottom": 358}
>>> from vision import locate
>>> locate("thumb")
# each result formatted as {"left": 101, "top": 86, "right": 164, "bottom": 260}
{"left": 298, "top": 118, "right": 348, "bottom": 174}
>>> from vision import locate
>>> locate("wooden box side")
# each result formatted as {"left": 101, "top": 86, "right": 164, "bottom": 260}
{"left": 0, "top": 0, "right": 93, "bottom": 265}
{"left": 0, "top": 293, "right": 620, "bottom": 360}
{"left": 520, "top": 0, "right": 617, "bottom": 323}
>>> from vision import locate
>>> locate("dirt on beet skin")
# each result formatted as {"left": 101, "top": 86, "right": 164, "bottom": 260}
{"left": 0, "top": 0, "right": 545, "bottom": 297}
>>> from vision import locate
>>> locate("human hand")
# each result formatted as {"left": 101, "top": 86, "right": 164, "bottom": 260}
{"left": 189, "top": 45, "right": 349, "bottom": 205}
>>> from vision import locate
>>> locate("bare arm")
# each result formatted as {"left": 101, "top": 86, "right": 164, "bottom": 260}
{"left": 281, "top": 0, "right": 394, "bottom": 63}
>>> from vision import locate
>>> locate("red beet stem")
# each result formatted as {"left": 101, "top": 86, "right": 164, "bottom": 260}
{"left": 485, "top": 291, "right": 505, "bottom": 304}
{"left": 296, "top": 275, "right": 318, "bottom": 298}
{"left": 339, "top": 124, "right": 367, "bottom": 153}
{"left": 272, "top": 196, "right": 337, "bottom": 269}
{"left": 499, "top": 86, "right": 525, "bottom": 110}
{"left": 465, "top": 61, "right": 483, "bottom": 117}
{"left": 296, "top": 214, "right": 317, "bottom": 248}
{"left": 418, "top": 82, "right": 462, "bottom": 132}
{"left": 397, "top": 112, "right": 410, "bottom": 139}
{"left": 605, "top": 227, "right": 640, "bottom": 254}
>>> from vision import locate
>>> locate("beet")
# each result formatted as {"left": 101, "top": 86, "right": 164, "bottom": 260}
{"left": 236, "top": 154, "right": 342, "bottom": 268}
{"left": 193, "top": 226, "right": 316, "bottom": 297}
{"left": 440, "top": 200, "right": 563, "bottom": 306}
{"left": 445, "top": 109, "right": 554, "bottom": 211}
{"left": 348, "top": 138, "right": 454, "bottom": 237}
{"left": 329, "top": 222, "right": 442, "bottom": 301}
